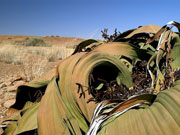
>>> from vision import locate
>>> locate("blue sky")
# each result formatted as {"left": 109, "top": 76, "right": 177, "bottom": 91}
{"left": 0, "top": 0, "right": 179, "bottom": 39}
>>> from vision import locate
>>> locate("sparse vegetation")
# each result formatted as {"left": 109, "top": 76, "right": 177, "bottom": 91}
{"left": 12, "top": 40, "right": 23, "bottom": 45}
{"left": 22, "top": 55, "right": 48, "bottom": 81}
{"left": 0, "top": 45, "right": 23, "bottom": 64}
{"left": 25, "top": 37, "right": 29, "bottom": 40}
{"left": 46, "top": 49, "right": 61, "bottom": 62}
{"left": 12, "top": 38, "right": 51, "bottom": 47}
{"left": 24, "top": 38, "right": 51, "bottom": 47}
{"left": 33, "top": 48, "right": 46, "bottom": 56}
{"left": 0, "top": 38, "right": 75, "bottom": 81}
{"left": 0, "top": 44, "right": 73, "bottom": 64}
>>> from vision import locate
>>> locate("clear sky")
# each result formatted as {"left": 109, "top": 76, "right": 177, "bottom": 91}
{"left": 0, "top": 0, "right": 179, "bottom": 39}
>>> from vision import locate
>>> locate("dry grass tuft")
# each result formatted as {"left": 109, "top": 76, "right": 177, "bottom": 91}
{"left": 22, "top": 55, "right": 48, "bottom": 81}
{"left": 0, "top": 45, "right": 24, "bottom": 64}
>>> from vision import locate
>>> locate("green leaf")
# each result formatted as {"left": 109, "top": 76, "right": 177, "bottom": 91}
{"left": 87, "top": 94, "right": 156, "bottom": 135}
{"left": 154, "top": 70, "right": 165, "bottom": 93}
{"left": 141, "top": 44, "right": 156, "bottom": 52}
{"left": 93, "top": 42, "right": 152, "bottom": 61}
{"left": 120, "top": 58, "right": 133, "bottom": 72}
{"left": 72, "top": 39, "right": 97, "bottom": 55}
{"left": 169, "top": 37, "right": 180, "bottom": 70}
{"left": 172, "top": 80, "right": 180, "bottom": 87}
{"left": 147, "top": 54, "right": 157, "bottom": 87}
{"left": 2, "top": 103, "right": 39, "bottom": 135}
{"left": 97, "top": 84, "right": 180, "bottom": 135}
{"left": 116, "top": 73, "right": 121, "bottom": 85}
{"left": 16, "top": 103, "right": 39, "bottom": 134}
{"left": 147, "top": 29, "right": 172, "bottom": 93}
{"left": 96, "top": 83, "right": 104, "bottom": 90}
{"left": 2, "top": 121, "right": 17, "bottom": 135}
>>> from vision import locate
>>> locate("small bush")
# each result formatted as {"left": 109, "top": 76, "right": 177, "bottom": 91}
{"left": 13, "top": 40, "right": 23, "bottom": 45}
{"left": 25, "top": 37, "right": 30, "bottom": 40}
{"left": 24, "top": 38, "right": 51, "bottom": 47}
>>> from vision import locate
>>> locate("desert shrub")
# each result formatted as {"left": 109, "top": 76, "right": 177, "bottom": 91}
{"left": 12, "top": 40, "right": 23, "bottom": 45}
{"left": 25, "top": 37, "right": 30, "bottom": 40}
{"left": 24, "top": 38, "right": 51, "bottom": 47}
